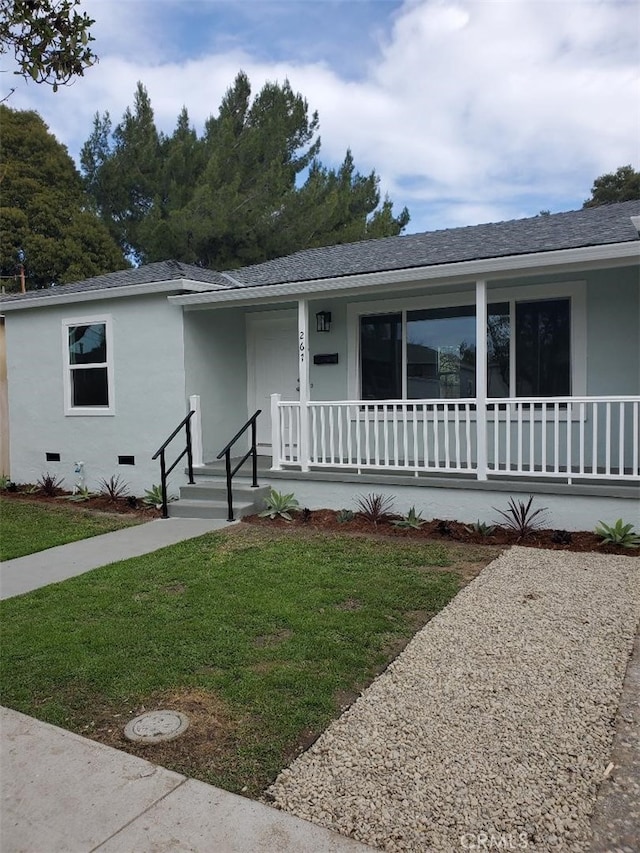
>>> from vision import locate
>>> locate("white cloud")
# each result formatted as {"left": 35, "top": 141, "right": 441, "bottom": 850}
{"left": 5, "top": 0, "right": 639, "bottom": 231}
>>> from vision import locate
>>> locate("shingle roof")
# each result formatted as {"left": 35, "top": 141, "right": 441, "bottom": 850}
{"left": 1, "top": 260, "right": 230, "bottom": 302}
{"left": 228, "top": 199, "right": 640, "bottom": 287}
{"left": 2, "top": 201, "right": 638, "bottom": 305}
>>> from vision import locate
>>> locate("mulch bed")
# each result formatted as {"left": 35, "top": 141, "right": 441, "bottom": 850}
{"left": 3, "top": 485, "right": 637, "bottom": 556}
{"left": 0, "top": 485, "right": 161, "bottom": 519}
{"left": 242, "top": 508, "right": 640, "bottom": 556}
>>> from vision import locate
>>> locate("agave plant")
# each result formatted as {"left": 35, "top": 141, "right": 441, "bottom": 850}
{"left": 594, "top": 519, "right": 640, "bottom": 549}
{"left": 259, "top": 489, "right": 299, "bottom": 521}
{"left": 336, "top": 508, "right": 354, "bottom": 524}
{"left": 393, "top": 507, "right": 426, "bottom": 529}
{"left": 464, "top": 520, "right": 496, "bottom": 537}
{"left": 143, "top": 484, "right": 177, "bottom": 508}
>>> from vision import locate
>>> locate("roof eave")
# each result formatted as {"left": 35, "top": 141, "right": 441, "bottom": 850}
{"left": 0, "top": 278, "right": 226, "bottom": 312}
{"left": 170, "top": 241, "right": 640, "bottom": 308}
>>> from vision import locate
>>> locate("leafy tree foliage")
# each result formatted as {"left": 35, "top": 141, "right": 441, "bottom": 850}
{"left": 0, "top": 106, "right": 127, "bottom": 291}
{"left": 583, "top": 165, "right": 640, "bottom": 208}
{"left": 81, "top": 73, "right": 410, "bottom": 268}
{"left": 0, "top": 0, "right": 96, "bottom": 92}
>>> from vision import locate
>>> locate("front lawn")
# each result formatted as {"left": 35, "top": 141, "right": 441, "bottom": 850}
{"left": 0, "top": 497, "right": 143, "bottom": 561}
{"left": 0, "top": 526, "right": 498, "bottom": 796}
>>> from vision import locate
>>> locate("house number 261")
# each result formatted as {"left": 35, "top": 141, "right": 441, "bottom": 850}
{"left": 299, "top": 331, "right": 305, "bottom": 362}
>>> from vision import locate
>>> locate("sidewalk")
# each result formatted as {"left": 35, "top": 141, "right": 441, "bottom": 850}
{"left": 1, "top": 706, "right": 373, "bottom": 853}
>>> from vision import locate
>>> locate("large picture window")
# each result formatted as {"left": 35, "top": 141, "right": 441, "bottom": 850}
{"left": 359, "top": 297, "right": 571, "bottom": 400}
{"left": 63, "top": 317, "right": 114, "bottom": 414}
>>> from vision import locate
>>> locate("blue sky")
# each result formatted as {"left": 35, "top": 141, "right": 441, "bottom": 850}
{"left": 5, "top": 0, "right": 640, "bottom": 234}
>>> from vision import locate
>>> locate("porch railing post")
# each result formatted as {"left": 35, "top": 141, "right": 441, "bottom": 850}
{"left": 251, "top": 417, "right": 258, "bottom": 487}
{"left": 159, "top": 451, "right": 168, "bottom": 519}
{"left": 185, "top": 418, "right": 195, "bottom": 484}
{"left": 475, "top": 279, "right": 488, "bottom": 480}
{"left": 271, "top": 393, "right": 282, "bottom": 471}
{"left": 189, "top": 394, "right": 203, "bottom": 468}
{"left": 299, "top": 402, "right": 310, "bottom": 472}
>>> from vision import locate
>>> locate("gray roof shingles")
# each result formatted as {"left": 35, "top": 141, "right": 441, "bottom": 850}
{"left": 2, "top": 200, "right": 638, "bottom": 304}
{"left": 1, "top": 260, "right": 231, "bottom": 303}
{"left": 229, "top": 199, "right": 640, "bottom": 286}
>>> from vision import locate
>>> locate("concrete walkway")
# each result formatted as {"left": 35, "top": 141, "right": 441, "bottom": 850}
{"left": 0, "top": 517, "right": 230, "bottom": 599}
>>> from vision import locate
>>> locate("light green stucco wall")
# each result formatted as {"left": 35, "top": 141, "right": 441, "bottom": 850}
{"left": 5, "top": 294, "right": 187, "bottom": 494}
{"left": 183, "top": 307, "right": 248, "bottom": 461}
{"left": 585, "top": 266, "right": 639, "bottom": 394}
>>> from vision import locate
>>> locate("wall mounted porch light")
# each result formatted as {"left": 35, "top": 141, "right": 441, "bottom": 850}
{"left": 316, "top": 311, "right": 332, "bottom": 332}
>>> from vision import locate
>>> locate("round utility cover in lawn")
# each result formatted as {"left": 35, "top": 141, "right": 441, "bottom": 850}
{"left": 124, "top": 710, "right": 189, "bottom": 743}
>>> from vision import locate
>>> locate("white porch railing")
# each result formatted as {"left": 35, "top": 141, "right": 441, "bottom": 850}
{"left": 271, "top": 395, "right": 640, "bottom": 483}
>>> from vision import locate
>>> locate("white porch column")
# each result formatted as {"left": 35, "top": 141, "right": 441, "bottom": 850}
{"left": 188, "top": 394, "right": 204, "bottom": 468}
{"left": 475, "top": 280, "right": 488, "bottom": 481}
{"left": 270, "top": 393, "right": 282, "bottom": 470}
{"left": 298, "top": 299, "right": 310, "bottom": 472}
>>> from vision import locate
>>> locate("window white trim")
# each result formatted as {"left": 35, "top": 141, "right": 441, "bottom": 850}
{"left": 347, "top": 280, "right": 587, "bottom": 400}
{"left": 62, "top": 314, "right": 115, "bottom": 416}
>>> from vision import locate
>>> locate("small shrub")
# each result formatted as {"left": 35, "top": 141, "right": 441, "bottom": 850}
{"left": 493, "top": 496, "right": 548, "bottom": 541}
{"left": 436, "top": 519, "right": 454, "bottom": 537}
{"left": 355, "top": 493, "right": 394, "bottom": 526}
{"left": 259, "top": 489, "right": 299, "bottom": 521}
{"left": 0, "top": 474, "right": 12, "bottom": 490}
{"left": 551, "top": 529, "right": 573, "bottom": 545}
{"left": 594, "top": 519, "right": 640, "bottom": 549}
{"left": 37, "top": 473, "right": 65, "bottom": 497}
{"left": 6, "top": 481, "right": 18, "bottom": 493}
{"left": 66, "top": 486, "right": 93, "bottom": 503}
{"left": 99, "top": 475, "right": 130, "bottom": 502}
{"left": 126, "top": 495, "right": 139, "bottom": 509}
{"left": 336, "top": 508, "right": 354, "bottom": 524}
{"left": 465, "top": 520, "right": 496, "bottom": 537}
{"left": 142, "top": 484, "right": 177, "bottom": 508}
{"left": 393, "top": 506, "right": 426, "bottom": 529}
{"left": 301, "top": 507, "right": 312, "bottom": 523}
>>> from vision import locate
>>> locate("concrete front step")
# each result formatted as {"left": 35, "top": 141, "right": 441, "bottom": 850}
{"left": 168, "top": 480, "right": 270, "bottom": 520}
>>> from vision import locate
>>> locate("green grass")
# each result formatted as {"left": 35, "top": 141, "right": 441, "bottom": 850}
{"left": 0, "top": 498, "right": 142, "bottom": 560}
{"left": 0, "top": 526, "right": 476, "bottom": 796}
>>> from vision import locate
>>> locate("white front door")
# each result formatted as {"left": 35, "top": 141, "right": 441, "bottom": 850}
{"left": 247, "top": 312, "right": 299, "bottom": 447}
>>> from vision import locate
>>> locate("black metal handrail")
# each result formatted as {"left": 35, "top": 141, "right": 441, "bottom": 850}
{"left": 216, "top": 409, "right": 261, "bottom": 521}
{"left": 152, "top": 410, "right": 196, "bottom": 518}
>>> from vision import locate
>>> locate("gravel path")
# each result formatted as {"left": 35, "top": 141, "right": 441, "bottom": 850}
{"left": 267, "top": 547, "right": 640, "bottom": 852}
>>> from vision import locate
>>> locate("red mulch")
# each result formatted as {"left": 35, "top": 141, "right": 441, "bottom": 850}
{"left": 242, "top": 508, "right": 640, "bottom": 556}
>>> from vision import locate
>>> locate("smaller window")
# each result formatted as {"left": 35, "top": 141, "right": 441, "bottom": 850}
{"left": 63, "top": 317, "right": 114, "bottom": 415}
{"left": 118, "top": 455, "right": 135, "bottom": 466}
{"left": 45, "top": 452, "right": 61, "bottom": 462}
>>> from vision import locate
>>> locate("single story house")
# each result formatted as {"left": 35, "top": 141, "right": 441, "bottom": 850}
{"left": 2, "top": 201, "right": 639, "bottom": 530}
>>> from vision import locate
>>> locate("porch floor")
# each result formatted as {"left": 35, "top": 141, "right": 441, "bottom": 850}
{"left": 197, "top": 456, "right": 639, "bottom": 501}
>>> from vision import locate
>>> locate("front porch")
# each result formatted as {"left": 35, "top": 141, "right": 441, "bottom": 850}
{"left": 271, "top": 395, "right": 640, "bottom": 484}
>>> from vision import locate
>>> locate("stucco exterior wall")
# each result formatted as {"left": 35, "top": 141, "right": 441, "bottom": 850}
{"left": 307, "top": 264, "right": 640, "bottom": 400}
{"left": 585, "top": 266, "right": 639, "bottom": 394}
{"left": 5, "top": 294, "right": 188, "bottom": 495}
{"left": 183, "top": 307, "right": 248, "bottom": 462}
